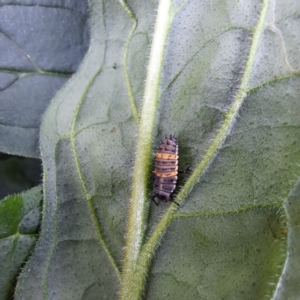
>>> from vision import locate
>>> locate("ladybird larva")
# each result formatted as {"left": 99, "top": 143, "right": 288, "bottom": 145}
{"left": 152, "top": 135, "right": 180, "bottom": 206}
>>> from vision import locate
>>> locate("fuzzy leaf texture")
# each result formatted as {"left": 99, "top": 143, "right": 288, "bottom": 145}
{"left": 0, "top": 1, "right": 89, "bottom": 157}
{"left": 12, "top": 0, "right": 300, "bottom": 299}
{"left": 0, "top": 186, "right": 42, "bottom": 299}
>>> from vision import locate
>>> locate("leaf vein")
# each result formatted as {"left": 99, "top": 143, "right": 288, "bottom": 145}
{"left": 136, "top": 0, "right": 271, "bottom": 296}
{"left": 247, "top": 71, "right": 300, "bottom": 94}
{"left": 163, "top": 25, "right": 252, "bottom": 92}
{"left": 69, "top": 67, "right": 121, "bottom": 280}
{"left": 0, "top": 29, "right": 41, "bottom": 72}
{"left": 119, "top": 0, "right": 140, "bottom": 124}
{"left": 174, "top": 201, "right": 283, "bottom": 219}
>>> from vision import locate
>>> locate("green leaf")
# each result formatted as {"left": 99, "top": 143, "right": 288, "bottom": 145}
{"left": 0, "top": 2, "right": 89, "bottom": 158}
{"left": 15, "top": 0, "right": 300, "bottom": 299}
{"left": 273, "top": 178, "right": 300, "bottom": 299}
{"left": 0, "top": 186, "right": 42, "bottom": 299}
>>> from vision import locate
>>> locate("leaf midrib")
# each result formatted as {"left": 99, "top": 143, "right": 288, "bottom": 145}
{"left": 120, "top": 0, "right": 272, "bottom": 299}
{"left": 140, "top": 0, "right": 271, "bottom": 257}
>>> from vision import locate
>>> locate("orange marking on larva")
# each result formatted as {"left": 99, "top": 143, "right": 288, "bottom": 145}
{"left": 153, "top": 171, "right": 178, "bottom": 178}
{"left": 155, "top": 153, "right": 178, "bottom": 159}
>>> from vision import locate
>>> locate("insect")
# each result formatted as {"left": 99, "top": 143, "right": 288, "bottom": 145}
{"left": 152, "top": 135, "right": 182, "bottom": 206}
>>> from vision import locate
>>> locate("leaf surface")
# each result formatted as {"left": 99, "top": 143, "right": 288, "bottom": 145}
{"left": 0, "top": 1, "right": 89, "bottom": 157}
{"left": 15, "top": 0, "right": 300, "bottom": 299}
{"left": 0, "top": 186, "right": 42, "bottom": 299}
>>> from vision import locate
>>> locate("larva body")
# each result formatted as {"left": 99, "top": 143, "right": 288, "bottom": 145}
{"left": 152, "top": 135, "right": 179, "bottom": 206}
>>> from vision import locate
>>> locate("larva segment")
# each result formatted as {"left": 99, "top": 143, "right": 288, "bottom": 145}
{"left": 152, "top": 135, "right": 179, "bottom": 206}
